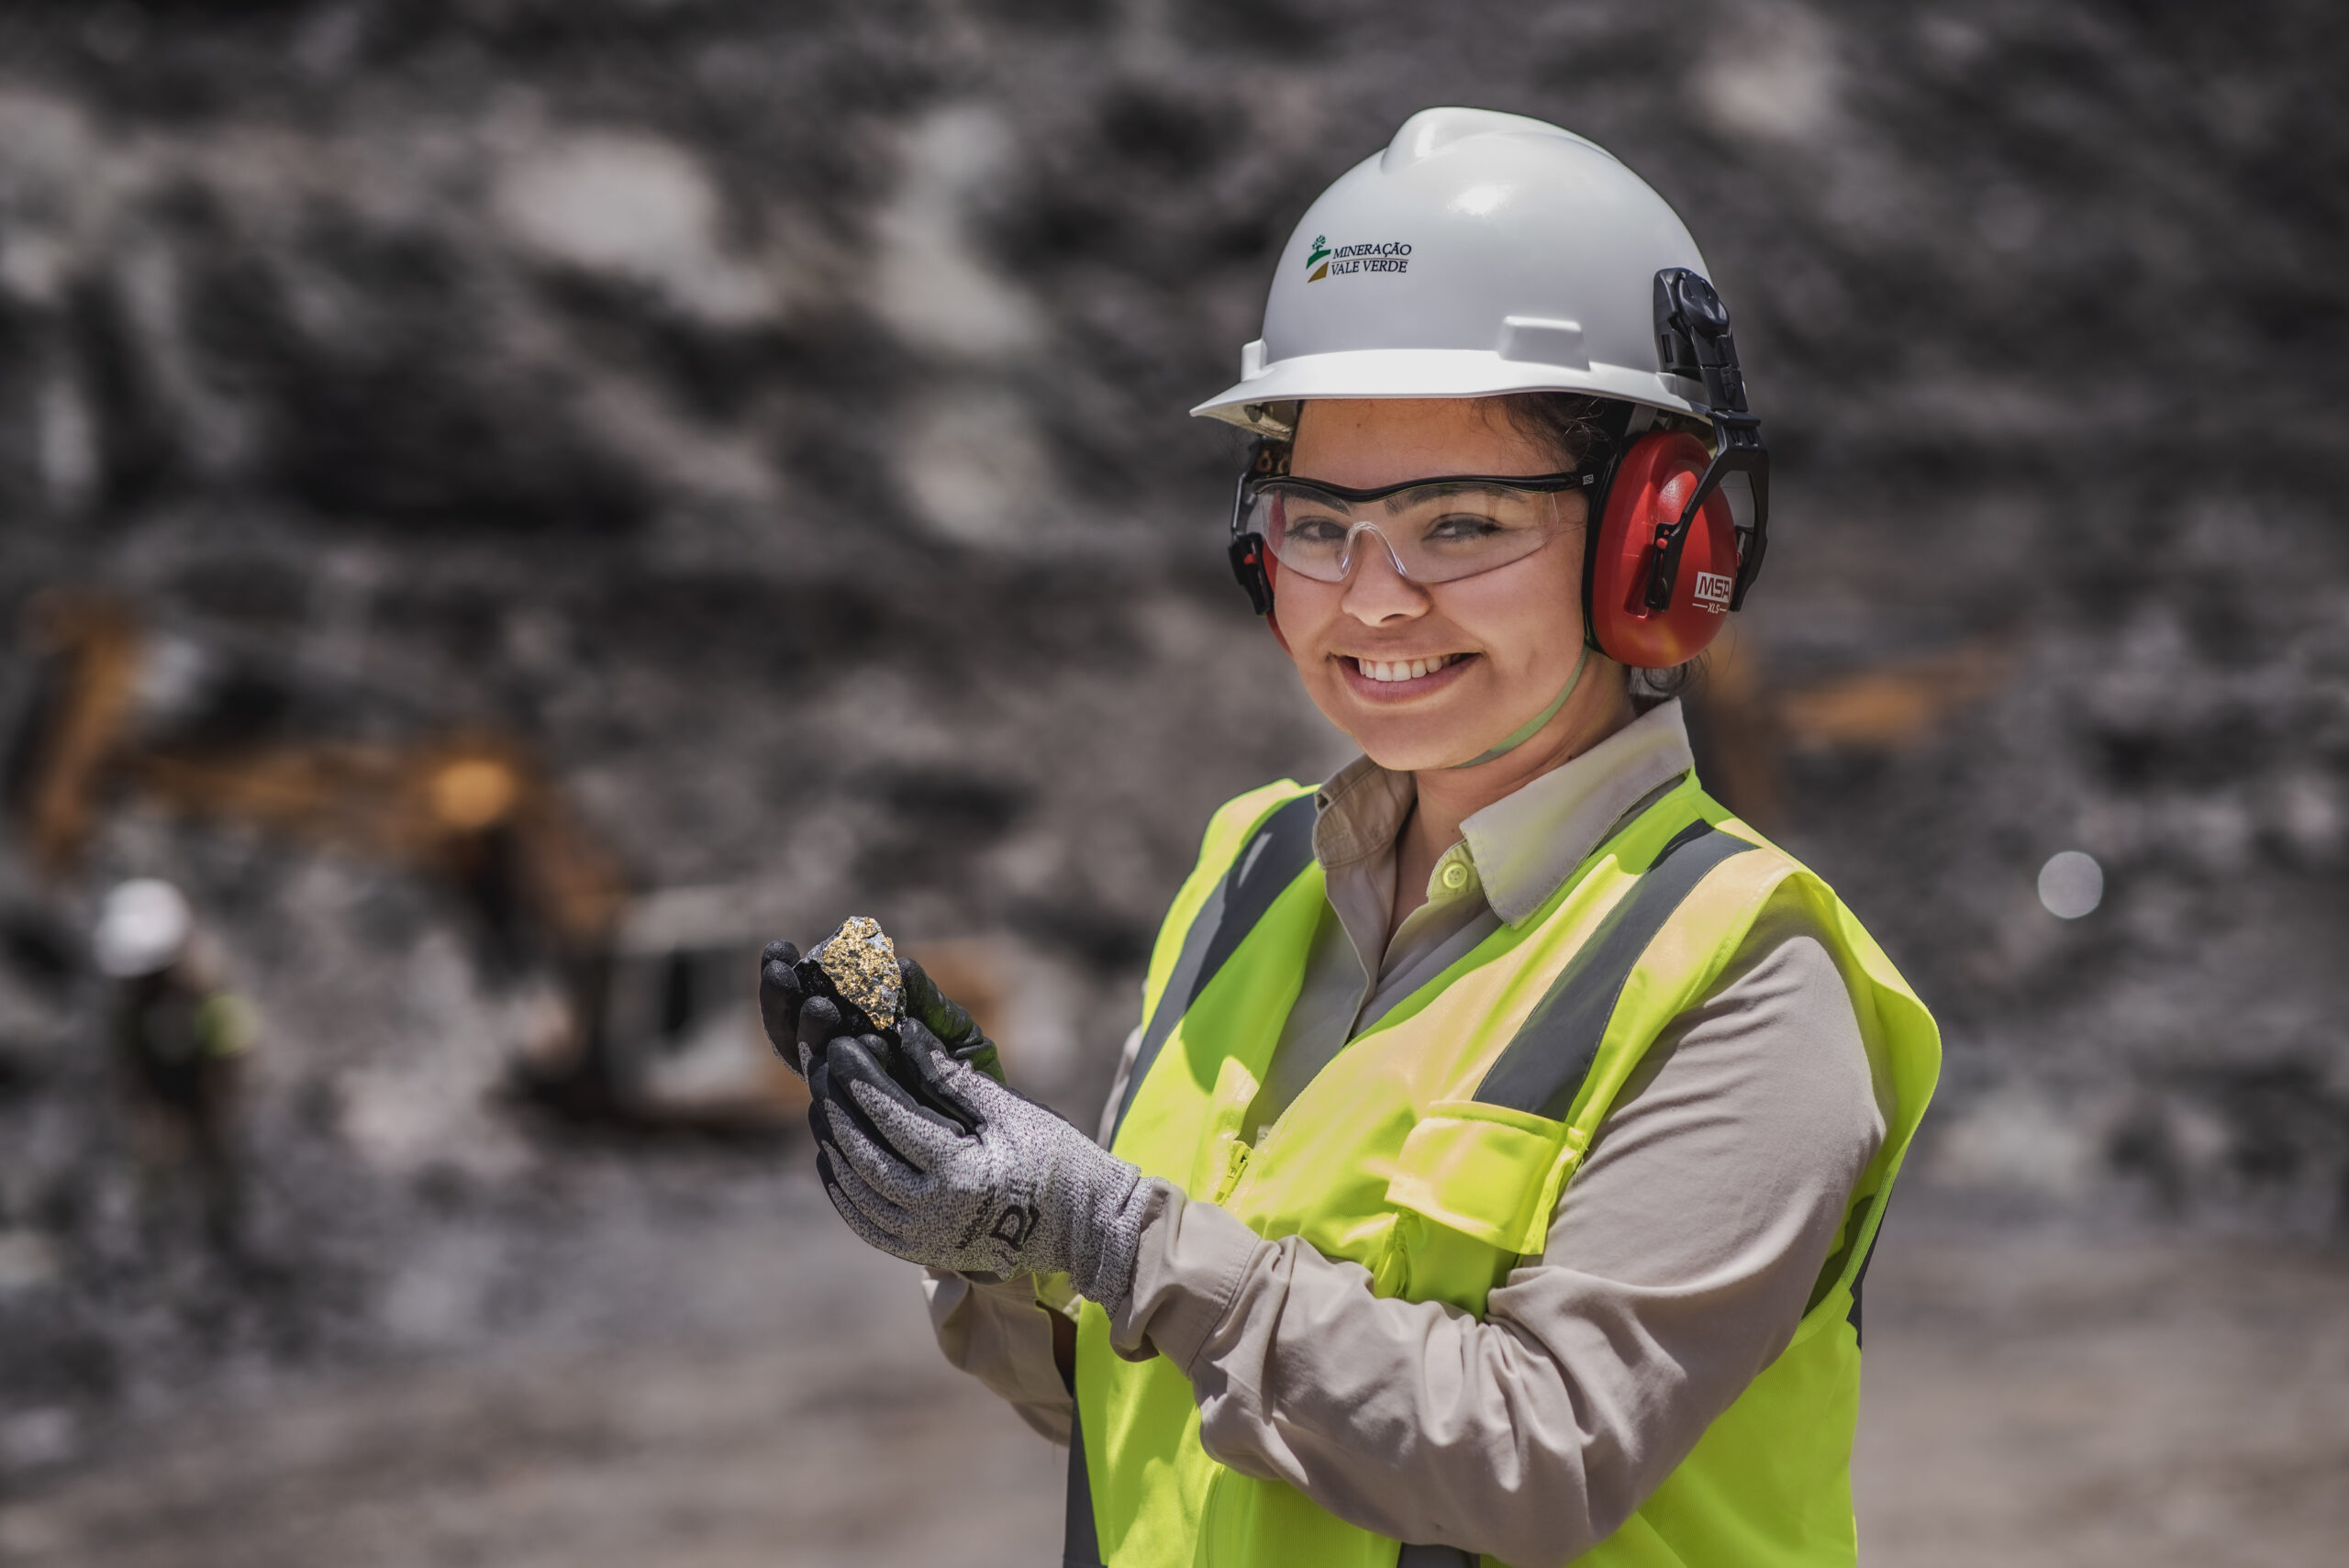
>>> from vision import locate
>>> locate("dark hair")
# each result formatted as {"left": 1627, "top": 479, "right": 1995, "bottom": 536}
{"left": 1279, "top": 392, "right": 1617, "bottom": 471}
{"left": 1483, "top": 392, "right": 1615, "bottom": 472}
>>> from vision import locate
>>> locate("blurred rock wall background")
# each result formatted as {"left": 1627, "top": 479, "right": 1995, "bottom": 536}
{"left": 1, "top": 0, "right": 2344, "bottom": 1457}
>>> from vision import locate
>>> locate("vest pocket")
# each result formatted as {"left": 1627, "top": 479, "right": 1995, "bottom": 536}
{"left": 1386, "top": 1099, "right": 1588, "bottom": 1259}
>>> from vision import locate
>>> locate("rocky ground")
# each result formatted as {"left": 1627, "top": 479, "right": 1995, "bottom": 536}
{"left": 1854, "top": 1211, "right": 2349, "bottom": 1568}
{"left": 0, "top": 0, "right": 2344, "bottom": 1556}
{"left": 2, "top": 1168, "right": 2343, "bottom": 1567}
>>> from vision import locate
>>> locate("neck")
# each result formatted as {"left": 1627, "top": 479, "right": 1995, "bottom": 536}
{"left": 1396, "top": 663, "right": 1641, "bottom": 904}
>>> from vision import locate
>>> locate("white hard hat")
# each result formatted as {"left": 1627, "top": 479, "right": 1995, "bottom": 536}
{"left": 1193, "top": 107, "right": 1717, "bottom": 433}
{"left": 93, "top": 879, "right": 193, "bottom": 978}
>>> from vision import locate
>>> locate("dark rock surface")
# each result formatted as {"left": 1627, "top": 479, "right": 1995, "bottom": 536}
{"left": 1, "top": 0, "right": 2343, "bottom": 1458}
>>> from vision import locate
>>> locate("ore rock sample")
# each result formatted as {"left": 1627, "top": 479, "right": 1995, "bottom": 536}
{"left": 807, "top": 916, "right": 902, "bottom": 1034}
{"left": 796, "top": 916, "right": 969, "bottom": 1125}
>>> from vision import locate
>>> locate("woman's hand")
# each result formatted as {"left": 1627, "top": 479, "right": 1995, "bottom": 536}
{"left": 756, "top": 940, "right": 851, "bottom": 1079}
{"left": 811, "top": 1019, "right": 1152, "bottom": 1308}
{"left": 760, "top": 943, "right": 1006, "bottom": 1084}
{"left": 896, "top": 956, "right": 1006, "bottom": 1083}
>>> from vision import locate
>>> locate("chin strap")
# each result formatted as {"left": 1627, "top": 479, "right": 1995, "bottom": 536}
{"left": 1448, "top": 646, "right": 1589, "bottom": 771}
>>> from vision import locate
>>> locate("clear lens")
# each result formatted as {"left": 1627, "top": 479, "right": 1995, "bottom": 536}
{"left": 1250, "top": 479, "right": 1579, "bottom": 584}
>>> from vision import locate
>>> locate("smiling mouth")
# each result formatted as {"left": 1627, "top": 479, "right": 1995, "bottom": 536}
{"left": 1343, "top": 652, "right": 1472, "bottom": 684}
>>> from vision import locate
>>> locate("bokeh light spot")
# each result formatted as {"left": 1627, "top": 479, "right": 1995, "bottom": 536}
{"left": 2038, "top": 851, "right": 2104, "bottom": 919}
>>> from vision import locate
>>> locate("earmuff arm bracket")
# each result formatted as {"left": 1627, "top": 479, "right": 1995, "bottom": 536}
{"left": 1642, "top": 436, "right": 1770, "bottom": 613}
{"left": 1648, "top": 270, "right": 1772, "bottom": 613}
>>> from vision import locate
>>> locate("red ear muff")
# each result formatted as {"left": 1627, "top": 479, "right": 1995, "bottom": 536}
{"left": 1586, "top": 428, "right": 1740, "bottom": 670}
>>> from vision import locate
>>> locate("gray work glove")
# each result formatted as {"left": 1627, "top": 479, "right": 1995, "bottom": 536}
{"left": 811, "top": 1019, "right": 1152, "bottom": 1309}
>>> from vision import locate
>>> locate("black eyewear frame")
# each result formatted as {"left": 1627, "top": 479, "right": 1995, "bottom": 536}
{"left": 1228, "top": 442, "right": 1766, "bottom": 617}
{"left": 1231, "top": 466, "right": 1599, "bottom": 519}
{"left": 1227, "top": 464, "right": 1598, "bottom": 608}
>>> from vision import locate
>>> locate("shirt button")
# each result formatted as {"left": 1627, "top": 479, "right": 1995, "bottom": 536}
{"left": 1440, "top": 862, "right": 1472, "bottom": 892}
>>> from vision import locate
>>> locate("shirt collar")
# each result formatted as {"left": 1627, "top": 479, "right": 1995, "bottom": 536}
{"left": 1462, "top": 699, "right": 1697, "bottom": 922}
{"left": 1311, "top": 697, "right": 1697, "bottom": 925}
{"left": 1311, "top": 752, "right": 1418, "bottom": 869}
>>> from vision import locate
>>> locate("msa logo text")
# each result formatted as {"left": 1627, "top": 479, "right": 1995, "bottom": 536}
{"left": 1691, "top": 571, "right": 1734, "bottom": 612}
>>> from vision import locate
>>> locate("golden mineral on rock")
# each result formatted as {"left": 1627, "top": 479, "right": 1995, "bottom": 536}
{"left": 814, "top": 915, "right": 901, "bottom": 1026}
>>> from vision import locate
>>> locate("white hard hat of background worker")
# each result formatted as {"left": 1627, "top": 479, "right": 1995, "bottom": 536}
{"left": 93, "top": 878, "right": 194, "bottom": 979}
{"left": 1197, "top": 106, "right": 1769, "bottom": 677}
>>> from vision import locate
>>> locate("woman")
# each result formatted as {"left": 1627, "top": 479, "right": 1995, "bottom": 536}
{"left": 763, "top": 107, "right": 1938, "bottom": 1568}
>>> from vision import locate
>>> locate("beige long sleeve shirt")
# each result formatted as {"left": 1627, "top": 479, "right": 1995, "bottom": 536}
{"left": 926, "top": 700, "right": 1887, "bottom": 1566}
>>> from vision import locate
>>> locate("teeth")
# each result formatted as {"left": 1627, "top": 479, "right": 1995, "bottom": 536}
{"left": 1359, "top": 654, "right": 1460, "bottom": 684}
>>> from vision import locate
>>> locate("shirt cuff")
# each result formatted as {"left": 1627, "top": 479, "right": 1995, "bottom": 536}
{"left": 1108, "top": 1181, "right": 1263, "bottom": 1371}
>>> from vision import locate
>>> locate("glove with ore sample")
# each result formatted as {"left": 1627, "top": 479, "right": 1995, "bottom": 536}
{"left": 758, "top": 916, "right": 1004, "bottom": 1084}
{"left": 813, "top": 1013, "right": 1154, "bottom": 1308}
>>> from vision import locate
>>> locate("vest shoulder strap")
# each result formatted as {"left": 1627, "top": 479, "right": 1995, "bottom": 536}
{"left": 1474, "top": 818, "right": 1756, "bottom": 1121}
{"left": 1111, "top": 790, "right": 1319, "bottom": 1140}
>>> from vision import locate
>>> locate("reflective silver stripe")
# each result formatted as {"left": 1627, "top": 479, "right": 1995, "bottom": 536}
{"left": 1109, "top": 793, "right": 1319, "bottom": 1140}
{"left": 1474, "top": 819, "right": 1753, "bottom": 1120}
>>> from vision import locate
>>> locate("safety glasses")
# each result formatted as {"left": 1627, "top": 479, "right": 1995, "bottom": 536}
{"left": 1233, "top": 470, "right": 1598, "bottom": 585}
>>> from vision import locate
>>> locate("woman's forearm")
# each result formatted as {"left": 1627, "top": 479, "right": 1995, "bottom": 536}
{"left": 924, "top": 1269, "right": 1074, "bottom": 1445}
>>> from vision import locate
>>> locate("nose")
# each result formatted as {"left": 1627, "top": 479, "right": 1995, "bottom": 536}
{"left": 1338, "top": 519, "right": 1413, "bottom": 581}
{"left": 1339, "top": 523, "right": 1429, "bottom": 626}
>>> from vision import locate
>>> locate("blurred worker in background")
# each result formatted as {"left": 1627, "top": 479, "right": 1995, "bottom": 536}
{"left": 94, "top": 878, "right": 251, "bottom": 1255}
{"left": 765, "top": 108, "right": 1940, "bottom": 1567}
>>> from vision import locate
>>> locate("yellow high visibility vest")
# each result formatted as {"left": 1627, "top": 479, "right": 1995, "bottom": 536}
{"left": 1064, "top": 773, "right": 1940, "bottom": 1568}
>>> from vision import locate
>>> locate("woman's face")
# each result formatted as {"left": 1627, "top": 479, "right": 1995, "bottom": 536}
{"left": 1277, "top": 397, "right": 1598, "bottom": 773}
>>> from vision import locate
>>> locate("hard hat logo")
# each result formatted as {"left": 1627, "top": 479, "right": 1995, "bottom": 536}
{"left": 1309, "top": 239, "right": 1413, "bottom": 281}
{"left": 1304, "top": 234, "right": 1331, "bottom": 274}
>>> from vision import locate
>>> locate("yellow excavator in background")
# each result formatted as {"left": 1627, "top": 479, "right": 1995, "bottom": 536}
{"left": 5, "top": 589, "right": 818, "bottom": 1129}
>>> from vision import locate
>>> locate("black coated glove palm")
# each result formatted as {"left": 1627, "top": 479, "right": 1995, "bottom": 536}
{"left": 758, "top": 940, "right": 1005, "bottom": 1084}
{"left": 896, "top": 957, "right": 1005, "bottom": 1083}
{"left": 756, "top": 940, "right": 850, "bottom": 1078}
